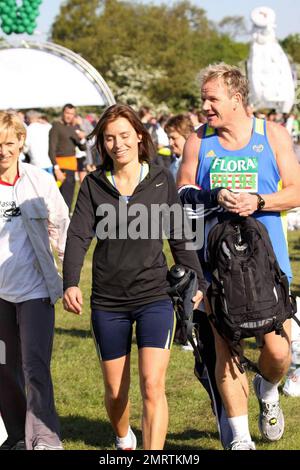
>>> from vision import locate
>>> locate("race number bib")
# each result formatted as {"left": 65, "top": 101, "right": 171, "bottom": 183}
{"left": 210, "top": 156, "right": 258, "bottom": 192}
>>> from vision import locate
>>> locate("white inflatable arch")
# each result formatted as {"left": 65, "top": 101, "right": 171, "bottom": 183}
{"left": 0, "top": 40, "right": 115, "bottom": 109}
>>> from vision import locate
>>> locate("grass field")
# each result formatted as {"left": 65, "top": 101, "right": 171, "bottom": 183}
{"left": 52, "top": 230, "right": 300, "bottom": 450}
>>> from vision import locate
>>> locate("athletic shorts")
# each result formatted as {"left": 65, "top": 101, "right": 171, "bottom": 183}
{"left": 76, "top": 156, "right": 86, "bottom": 172}
{"left": 91, "top": 299, "right": 175, "bottom": 361}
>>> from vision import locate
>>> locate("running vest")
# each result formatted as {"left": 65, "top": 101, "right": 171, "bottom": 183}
{"left": 196, "top": 118, "right": 292, "bottom": 281}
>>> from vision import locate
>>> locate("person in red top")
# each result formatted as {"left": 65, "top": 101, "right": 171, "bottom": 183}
{"left": 0, "top": 111, "right": 69, "bottom": 450}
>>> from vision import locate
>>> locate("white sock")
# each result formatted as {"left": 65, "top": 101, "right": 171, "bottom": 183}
{"left": 116, "top": 426, "right": 133, "bottom": 447}
{"left": 228, "top": 415, "right": 252, "bottom": 442}
{"left": 259, "top": 377, "right": 279, "bottom": 403}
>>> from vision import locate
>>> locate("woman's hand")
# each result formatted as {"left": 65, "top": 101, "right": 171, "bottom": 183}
{"left": 192, "top": 290, "right": 204, "bottom": 310}
{"left": 63, "top": 287, "right": 83, "bottom": 315}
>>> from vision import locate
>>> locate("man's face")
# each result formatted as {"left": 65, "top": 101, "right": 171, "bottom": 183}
{"left": 201, "top": 79, "right": 237, "bottom": 128}
{"left": 63, "top": 107, "right": 76, "bottom": 125}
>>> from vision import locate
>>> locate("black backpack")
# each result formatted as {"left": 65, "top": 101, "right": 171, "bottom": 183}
{"left": 206, "top": 216, "right": 298, "bottom": 372}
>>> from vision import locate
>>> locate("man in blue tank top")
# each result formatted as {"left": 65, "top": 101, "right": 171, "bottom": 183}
{"left": 178, "top": 63, "right": 300, "bottom": 450}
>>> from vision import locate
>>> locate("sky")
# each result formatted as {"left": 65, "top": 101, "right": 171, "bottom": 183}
{"left": 35, "top": 0, "right": 300, "bottom": 40}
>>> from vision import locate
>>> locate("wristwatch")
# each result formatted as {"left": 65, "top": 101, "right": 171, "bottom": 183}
{"left": 254, "top": 193, "right": 265, "bottom": 211}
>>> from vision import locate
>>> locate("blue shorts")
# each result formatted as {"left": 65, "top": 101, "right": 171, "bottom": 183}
{"left": 91, "top": 299, "right": 175, "bottom": 361}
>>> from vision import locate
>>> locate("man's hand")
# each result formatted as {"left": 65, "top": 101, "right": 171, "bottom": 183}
{"left": 63, "top": 287, "right": 83, "bottom": 315}
{"left": 75, "top": 129, "right": 86, "bottom": 140}
{"left": 234, "top": 192, "right": 258, "bottom": 217}
{"left": 54, "top": 167, "right": 66, "bottom": 183}
{"left": 217, "top": 189, "right": 239, "bottom": 212}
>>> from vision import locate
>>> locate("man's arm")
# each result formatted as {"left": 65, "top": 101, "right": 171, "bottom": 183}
{"left": 48, "top": 122, "right": 59, "bottom": 165}
{"left": 235, "top": 122, "right": 300, "bottom": 216}
{"left": 266, "top": 122, "right": 300, "bottom": 210}
{"left": 177, "top": 130, "right": 201, "bottom": 187}
{"left": 177, "top": 128, "right": 238, "bottom": 213}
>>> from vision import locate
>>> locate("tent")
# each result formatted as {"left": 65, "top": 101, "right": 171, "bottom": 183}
{"left": 0, "top": 40, "right": 115, "bottom": 109}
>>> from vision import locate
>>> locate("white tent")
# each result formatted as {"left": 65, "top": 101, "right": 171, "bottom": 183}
{"left": 0, "top": 41, "right": 115, "bottom": 109}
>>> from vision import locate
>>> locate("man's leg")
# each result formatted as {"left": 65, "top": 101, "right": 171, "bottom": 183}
{"left": 213, "top": 328, "right": 254, "bottom": 449}
{"left": 253, "top": 319, "right": 291, "bottom": 442}
{"left": 259, "top": 320, "right": 291, "bottom": 382}
{"left": 17, "top": 298, "right": 62, "bottom": 450}
{"left": 194, "top": 310, "right": 233, "bottom": 449}
{"left": 0, "top": 299, "right": 26, "bottom": 447}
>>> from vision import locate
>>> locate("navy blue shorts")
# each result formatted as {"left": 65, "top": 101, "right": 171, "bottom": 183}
{"left": 91, "top": 299, "right": 175, "bottom": 361}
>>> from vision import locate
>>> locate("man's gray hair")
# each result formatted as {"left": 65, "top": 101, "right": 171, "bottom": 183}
{"left": 200, "top": 62, "right": 249, "bottom": 107}
{"left": 26, "top": 110, "right": 42, "bottom": 122}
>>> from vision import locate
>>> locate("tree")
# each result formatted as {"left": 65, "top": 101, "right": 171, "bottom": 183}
{"left": 281, "top": 34, "right": 300, "bottom": 64}
{"left": 218, "top": 16, "right": 247, "bottom": 40}
{"left": 51, "top": 0, "right": 249, "bottom": 111}
{"left": 106, "top": 55, "right": 169, "bottom": 112}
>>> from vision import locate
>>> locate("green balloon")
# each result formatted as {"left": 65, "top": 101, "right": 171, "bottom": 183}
{"left": 24, "top": 5, "right": 33, "bottom": 14}
{"left": 22, "top": 17, "right": 31, "bottom": 27}
{"left": 2, "top": 4, "right": 10, "bottom": 14}
{"left": 26, "top": 26, "right": 34, "bottom": 35}
{"left": 7, "top": 9, "right": 17, "bottom": 19}
{"left": 19, "top": 10, "right": 28, "bottom": 19}
{"left": 3, "top": 16, "right": 13, "bottom": 26}
{"left": 28, "top": 11, "right": 38, "bottom": 20}
{"left": 2, "top": 24, "right": 12, "bottom": 34}
{"left": 17, "top": 24, "right": 26, "bottom": 33}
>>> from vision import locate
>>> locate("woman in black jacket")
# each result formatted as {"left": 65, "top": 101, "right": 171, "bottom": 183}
{"left": 63, "top": 104, "right": 206, "bottom": 450}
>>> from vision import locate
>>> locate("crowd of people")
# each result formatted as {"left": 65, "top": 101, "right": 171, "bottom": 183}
{"left": 0, "top": 62, "right": 300, "bottom": 451}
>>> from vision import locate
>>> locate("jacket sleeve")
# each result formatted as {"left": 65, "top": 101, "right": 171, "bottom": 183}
{"left": 166, "top": 173, "right": 208, "bottom": 293}
{"left": 63, "top": 177, "right": 95, "bottom": 290}
{"left": 178, "top": 184, "right": 225, "bottom": 220}
{"left": 46, "top": 177, "right": 70, "bottom": 262}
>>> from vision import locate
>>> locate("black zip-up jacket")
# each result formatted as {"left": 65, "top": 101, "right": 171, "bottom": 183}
{"left": 63, "top": 164, "right": 207, "bottom": 311}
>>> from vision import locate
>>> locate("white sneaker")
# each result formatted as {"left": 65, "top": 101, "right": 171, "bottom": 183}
{"left": 115, "top": 427, "right": 137, "bottom": 450}
{"left": 181, "top": 341, "right": 193, "bottom": 351}
{"left": 228, "top": 439, "right": 256, "bottom": 450}
{"left": 34, "top": 442, "right": 64, "bottom": 450}
{"left": 253, "top": 374, "right": 284, "bottom": 442}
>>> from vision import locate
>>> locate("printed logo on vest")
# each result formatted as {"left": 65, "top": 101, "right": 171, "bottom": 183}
{"left": 205, "top": 150, "right": 217, "bottom": 158}
{"left": 210, "top": 156, "right": 258, "bottom": 192}
{"left": 252, "top": 144, "right": 264, "bottom": 153}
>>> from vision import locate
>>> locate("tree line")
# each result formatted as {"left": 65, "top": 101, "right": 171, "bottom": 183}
{"left": 51, "top": 0, "right": 298, "bottom": 113}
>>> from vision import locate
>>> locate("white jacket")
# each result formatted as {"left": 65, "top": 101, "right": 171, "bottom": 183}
{"left": 14, "top": 163, "right": 69, "bottom": 304}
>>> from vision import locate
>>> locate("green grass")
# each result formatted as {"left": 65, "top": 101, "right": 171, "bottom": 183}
{"left": 52, "top": 231, "right": 300, "bottom": 450}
